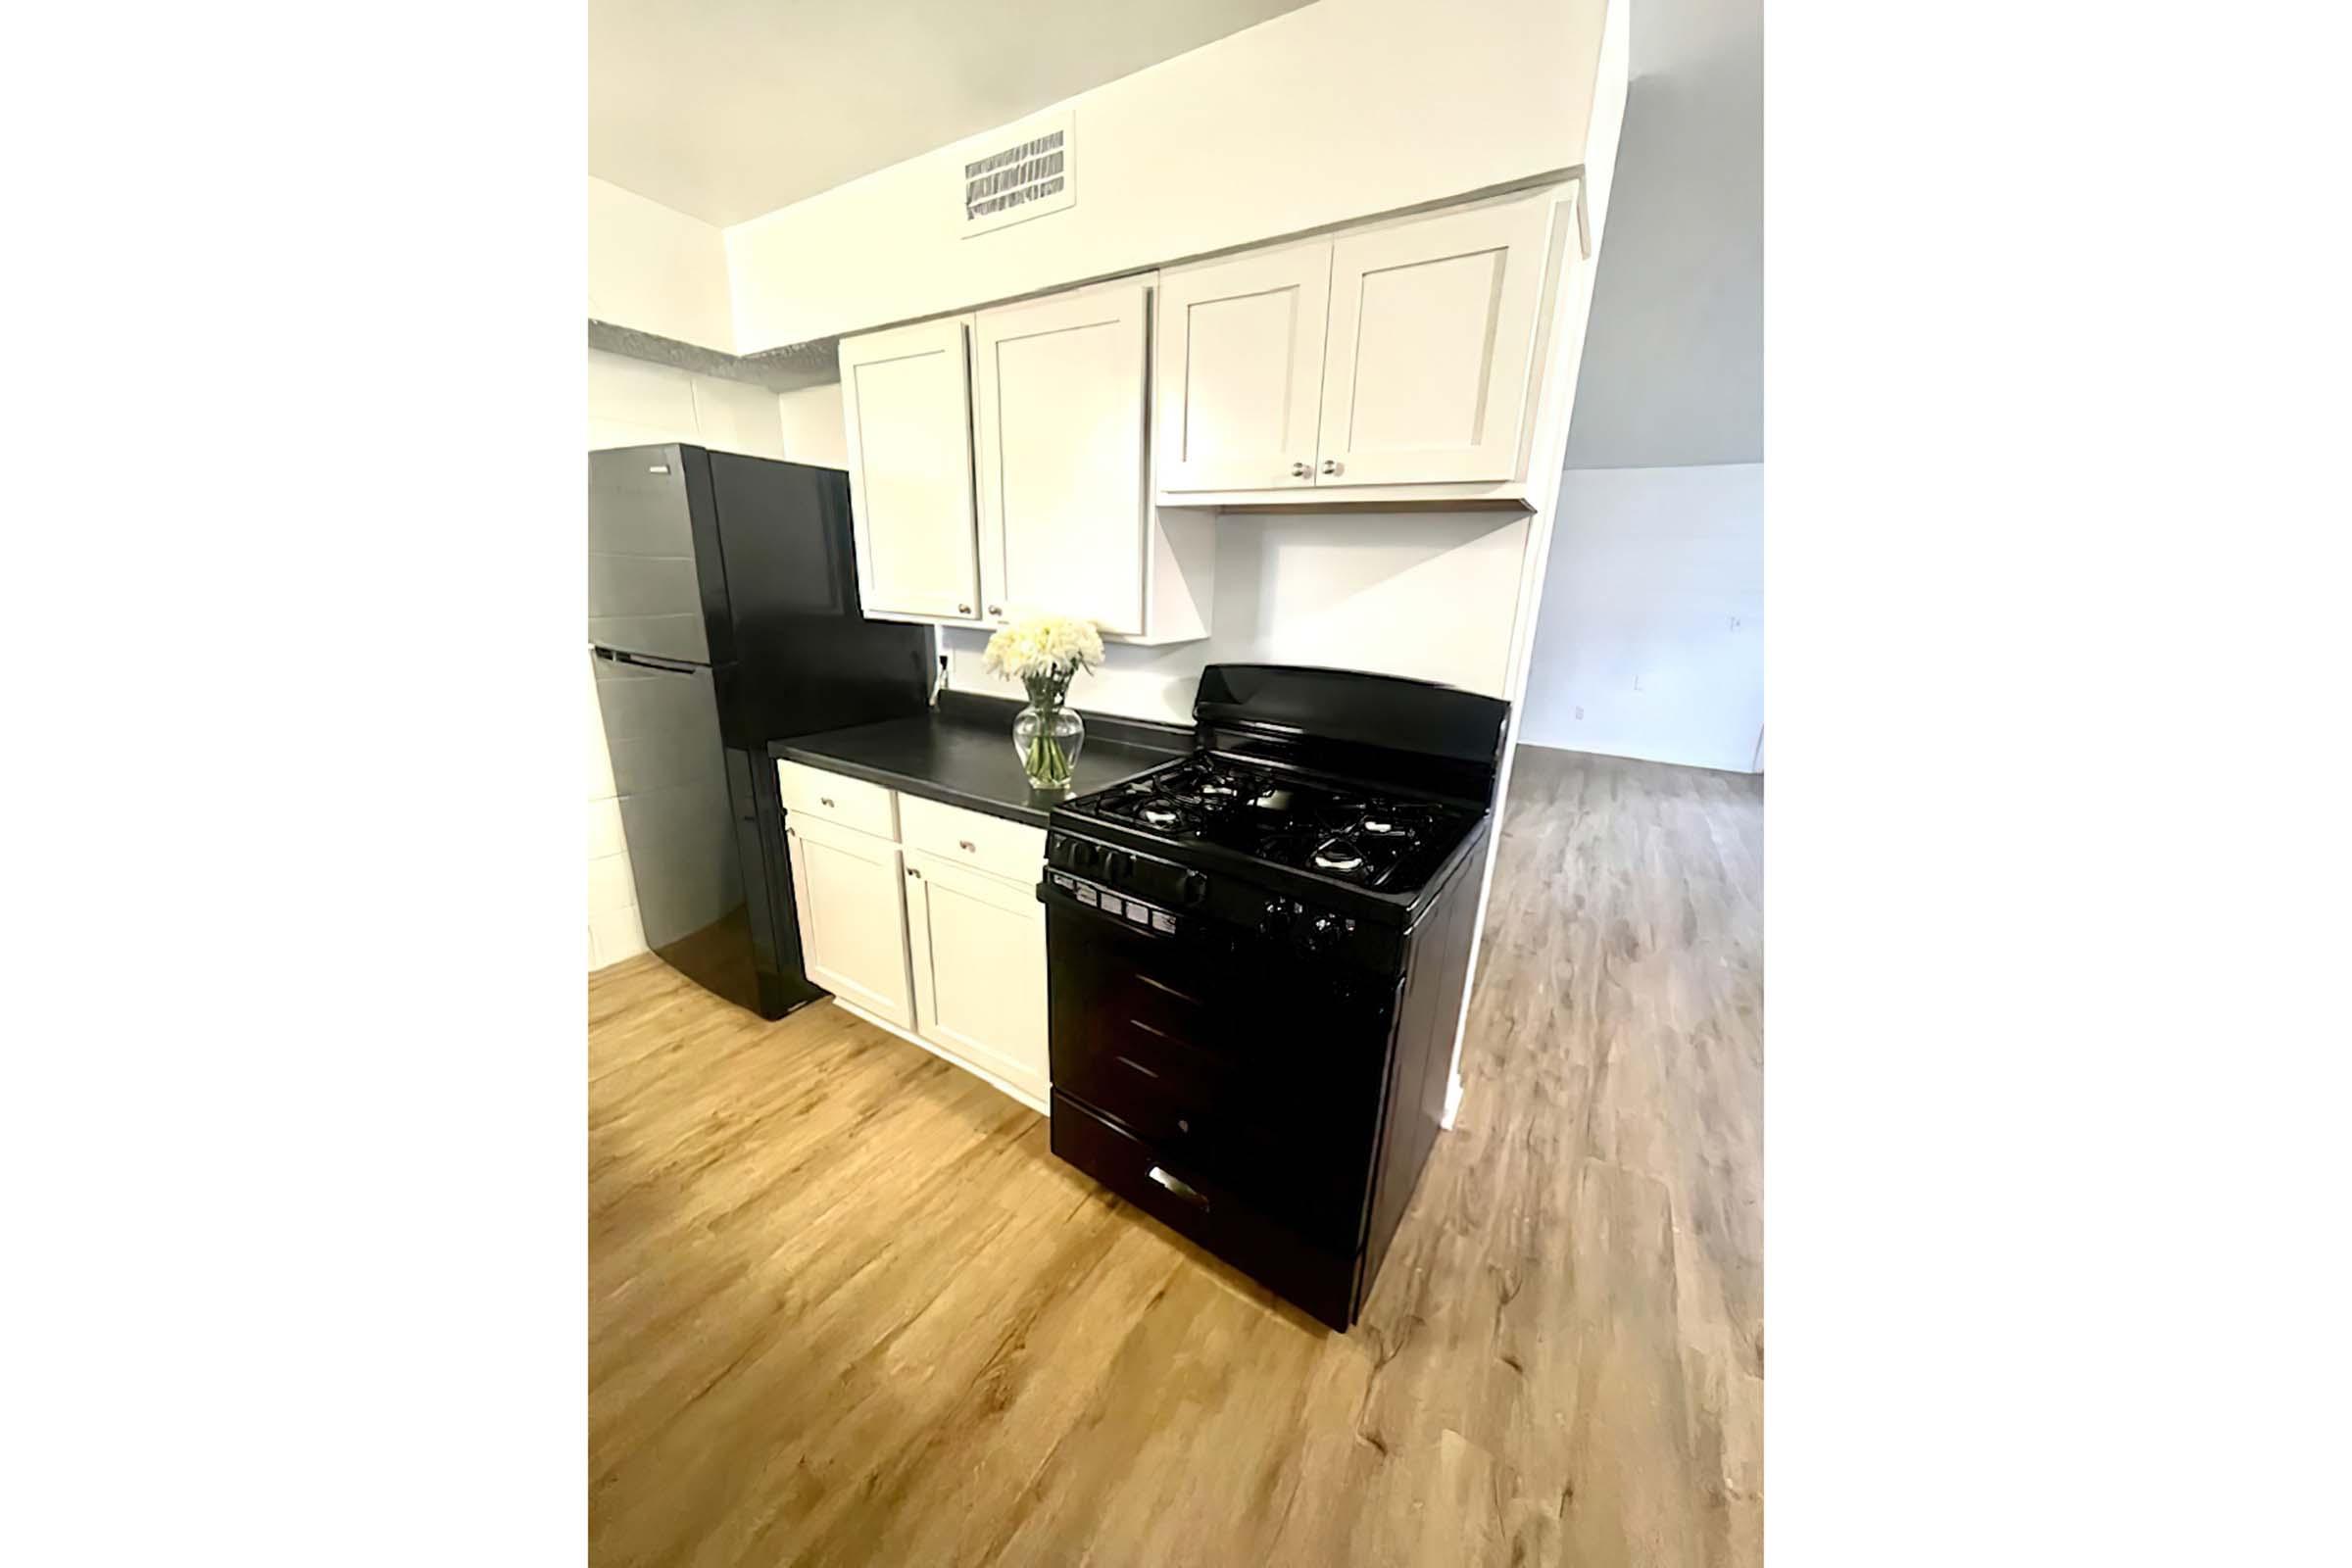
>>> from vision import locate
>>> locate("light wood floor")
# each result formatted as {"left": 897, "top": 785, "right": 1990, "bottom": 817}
{"left": 589, "top": 746, "right": 1763, "bottom": 1567}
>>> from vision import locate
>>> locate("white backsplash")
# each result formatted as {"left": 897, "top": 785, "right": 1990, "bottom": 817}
{"left": 941, "top": 510, "right": 1533, "bottom": 723}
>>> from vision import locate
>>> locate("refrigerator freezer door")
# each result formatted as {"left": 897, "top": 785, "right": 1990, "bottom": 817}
{"left": 589, "top": 445, "right": 714, "bottom": 664}
{"left": 706, "top": 454, "right": 935, "bottom": 741}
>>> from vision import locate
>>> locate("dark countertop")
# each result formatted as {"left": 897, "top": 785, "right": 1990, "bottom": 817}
{"left": 771, "top": 694, "right": 1189, "bottom": 828}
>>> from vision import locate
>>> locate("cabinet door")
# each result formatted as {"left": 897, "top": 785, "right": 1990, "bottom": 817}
{"left": 1315, "top": 196, "right": 1554, "bottom": 485}
{"left": 786, "top": 812, "right": 913, "bottom": 1029}
{"left": 1153, "top": 244, "right": 1331, "bottom": 494}
{"left": 905, "top": 853, "right": 1049, "bottom": 1104}
{"left": 838, "top": 318, "right": 982, "bottom": 622}
{"left": 972, "top": 281, "right": 1150, "bottom": 635}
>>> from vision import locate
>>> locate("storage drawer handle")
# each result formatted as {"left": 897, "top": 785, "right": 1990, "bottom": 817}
{"left": 1115, "top": 1053, "right": 1160, "bottom": 1079}
{"left": 958, "top": 839, "right": 976, "bottom": 852}
{"left": 1134, "top": 973, "right": 1202, "bottom": 1007}
{"left": 1148, "top": 1165, "right": 1208, "bottom": 1208}
{"left": 819, "top": 796, "right": 835, "bottom": 808}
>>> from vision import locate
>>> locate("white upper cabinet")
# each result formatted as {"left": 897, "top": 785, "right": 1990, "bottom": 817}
{"left": 904, "top": 852, "right": 1051, "bottom": 1106}
{"left": 830, "top": 187, "right": 1571, "bottom": 626}
{"left": 1152, "top": 185, "right": 1570, "bottom": 506}
{"left": 838, "top": 318, "right": 982, "bottom": 623}
{"left": 1317, "top": 196, "right": 1554, "bottom": 486}
{"left": 1153, "top": 245, "right": 1331, "bottom": 495}
{"left": 972, "top": 281, "right": 1152, "bottom": 635}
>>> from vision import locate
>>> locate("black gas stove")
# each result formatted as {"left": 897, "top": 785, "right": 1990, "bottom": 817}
{"left": 1039, "top": 664, "right": 1508, "bottom": 1331}
{"left": 1068, "top": 753, "right": 1482, "bottom": 894}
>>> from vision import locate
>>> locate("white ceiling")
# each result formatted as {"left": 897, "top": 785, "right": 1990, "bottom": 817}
{"left": 589, "top": 0, "right": 1316, "bottom": 227}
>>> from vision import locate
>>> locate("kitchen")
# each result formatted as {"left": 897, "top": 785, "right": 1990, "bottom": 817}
{"left": 594, "top": 174, "right": 1602, "bottom": 1284}
{"left": 27, "top": 0, "right": 2333, "bottom": 1559}
{"left": 585, "top": 0, "right": 1733, "bottom": 1559}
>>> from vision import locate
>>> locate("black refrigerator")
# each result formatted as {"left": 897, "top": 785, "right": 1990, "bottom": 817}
{"left": 589, "top": 443, "right": 932, "bottom": 1018}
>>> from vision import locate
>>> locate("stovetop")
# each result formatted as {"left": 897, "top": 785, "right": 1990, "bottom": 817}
{"left": 1059, "top": 753, "right": 1483, "bottom": 894}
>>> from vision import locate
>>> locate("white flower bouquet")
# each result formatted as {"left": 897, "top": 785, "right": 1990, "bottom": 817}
{"left": 982, "top": 612, "right": 1104, "bottom": 789}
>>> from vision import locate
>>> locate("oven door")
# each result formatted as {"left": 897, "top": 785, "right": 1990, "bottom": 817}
{"left": 1043, "top": 884, "right": 1400, "bottom": 1251}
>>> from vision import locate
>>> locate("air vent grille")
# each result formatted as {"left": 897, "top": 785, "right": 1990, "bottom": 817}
{"left": 958, "top": 112, "right": 1075, "bottom": 237}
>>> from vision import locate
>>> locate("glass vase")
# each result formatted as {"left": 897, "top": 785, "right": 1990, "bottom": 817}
{"left": 1013, "top": 702, "right": 1085, "bottom": 791}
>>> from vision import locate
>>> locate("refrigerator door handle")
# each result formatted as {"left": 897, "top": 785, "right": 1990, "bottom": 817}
{"left": 596, "top": 648, "right": 702, "bottom": 675}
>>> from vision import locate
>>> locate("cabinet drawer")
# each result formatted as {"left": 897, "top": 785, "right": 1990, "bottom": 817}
{"left": 898, "top": 793, "right": 1044, "bottom": 885}
{"left": 776, "top": 760, "right": 898, "bottom": 840}
{"left": 1050, "top": 1091, "right": 1357, "bottom": 1331}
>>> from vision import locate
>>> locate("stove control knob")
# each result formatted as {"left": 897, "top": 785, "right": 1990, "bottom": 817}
{"left": 1257, "top": 898, "right": 1298, "bottom": 935}
{"left": 1303, "top": 911, "right": 1343, "bottom": 952}
{"left": 1069, "top": 841, "right": 1101, "bottom": 874}
{"left": 1104, "top": 851, "right": 1134, "bottom": 885}
{"left": 1180, "top": 871, "right": 1209, "bottom": 906}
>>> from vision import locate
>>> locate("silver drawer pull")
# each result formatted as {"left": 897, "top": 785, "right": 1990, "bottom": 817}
{"left": 958, "top": 839, "right": 976, "bottom": 852}
{"left": 1147, "top": 1166, "right": 1208, "bottom": 1208}
{"left": 1134, "top": 973, "right": 1202, "bottom": 1007}
{"left": 819, "top": 796, "right": 835, "bottom": 808}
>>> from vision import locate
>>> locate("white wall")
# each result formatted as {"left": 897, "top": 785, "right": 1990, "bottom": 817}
{"left": 589, "top": 176, "right": 736, "bottom": 351}
{"left": 1516, "top": 463, "right": 1761, "bottom": 773}
{"left": 775, "top": 384, "right": 850, "bottom": 468}
{"left": 723, "top": 0, "right": 1620, "bottom": 351}
{"left": 1509, "top": 0, "right": 1764, "bottom": 776}
{"left": 587, "top": 350, "right": 788, "bottom": 972}
{"left": 941, "top": 512, "right": 1533, "bottom": 722}
{"left": 588, "top": 350, "right": 785, "bottom": 458}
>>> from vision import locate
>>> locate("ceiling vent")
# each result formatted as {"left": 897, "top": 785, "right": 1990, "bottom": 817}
{"left": 959, "top": 110, "right": 1075, "bottom": 238}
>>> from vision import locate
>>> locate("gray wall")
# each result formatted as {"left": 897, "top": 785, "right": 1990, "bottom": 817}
{"left": 1564, "top": 0, "right": 1762, "bottom": 469}
{"left": 1521, "top": 0, "right": 1765, "bottom": 772}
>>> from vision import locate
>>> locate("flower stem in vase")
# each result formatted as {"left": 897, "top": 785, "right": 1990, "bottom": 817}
{"left": 986, "top": 614, "right": 1101, "bottom": 792}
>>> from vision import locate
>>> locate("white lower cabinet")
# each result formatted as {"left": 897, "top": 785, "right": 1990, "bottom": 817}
{"left": 785, "top": 811, "right": 913, "bottom": 1029}
{"left": 904, "top": 851, "right": 1051, "bottom": 1105}
{"left": 782, "top": 760, "right": 1050, "bottom": 1110}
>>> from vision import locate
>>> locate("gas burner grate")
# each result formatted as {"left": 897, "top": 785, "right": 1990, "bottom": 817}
{"left": 1065, "top": 753, "right": 1477, "bottom": 894}
{"left": 1312, "top": 836, "right": 1369, "bottom": 874}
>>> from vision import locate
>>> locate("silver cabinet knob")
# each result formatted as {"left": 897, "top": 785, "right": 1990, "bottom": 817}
{"left": 957, "top": 603, "right": 973, "bottom": 615}
{"left": 819, "top": 796, "right": 834, "bottom": 808}
{"left": 1290, "top": 461, "right": 1310, "bottom": 478}
{"left": 986, "top": 605, "right": 1002, "bottom": 617}
{"left": 1320, "top": 459, "right": 1342, "bottom": 476}
{"left": 958, "top": 839, "right": 976, "bottom": 852}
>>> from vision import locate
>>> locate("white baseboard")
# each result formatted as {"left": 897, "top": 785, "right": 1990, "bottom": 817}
{"left": 1442, "top": 1072, "right": 1463, "bottom": 1129}
{"left": 827, "top": 997, "right": 1050, "bottom": 1116}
